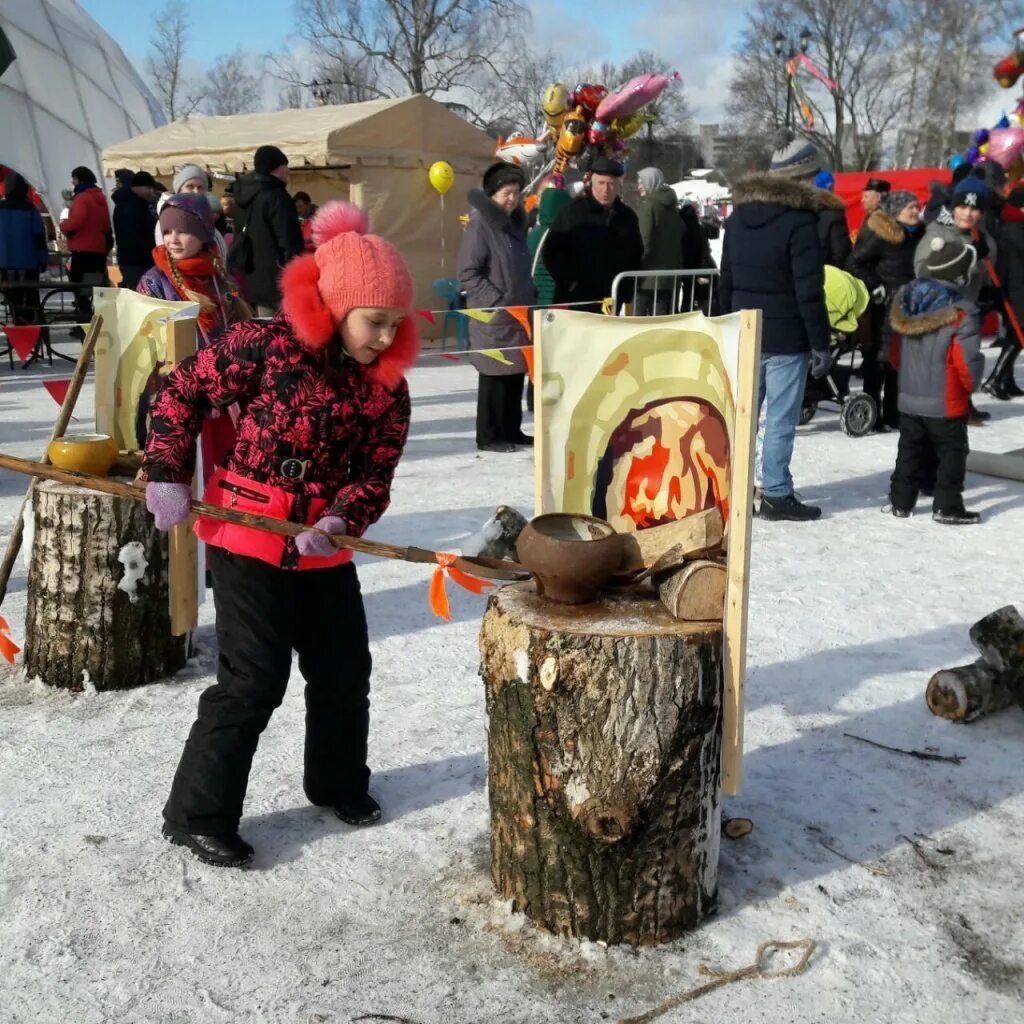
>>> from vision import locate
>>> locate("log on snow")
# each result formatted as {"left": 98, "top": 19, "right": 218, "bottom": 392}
{"left": 925, "top": 659, "right": 1016, "bottom": 723}
{"left": 24, "top": 480, "right": 187, "bottom": 690}
{"left": 969, "top": 605, "right": 1024, "bottom": 705}
{"left": 657, "top": 558, "right": 727, "bottom": 621}
{"left": 480, "top": 582, "right": 723, "bottom": 945}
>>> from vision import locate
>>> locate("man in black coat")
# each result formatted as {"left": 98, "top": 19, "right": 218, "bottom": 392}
{"left": 228, "top": 145, "right": 305, "bottom": 315}
{"left": 986, "top": 185, "right": 1024, "bottom": 398}
{"left": 112, "top": 170, "right": 159, "bottom": 291}
{"left": 542, "top": 157, "right": 643, "bottom": 311}
{"left": 719, "top": 137, "right": 831, "bottom": 522}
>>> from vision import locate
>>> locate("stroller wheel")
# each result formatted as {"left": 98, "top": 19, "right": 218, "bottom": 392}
{"left": 799, "top": 402, "right": 818, "bottom": 426}
{"left": 841, "top": 394, "right": 877, "bottom": 437}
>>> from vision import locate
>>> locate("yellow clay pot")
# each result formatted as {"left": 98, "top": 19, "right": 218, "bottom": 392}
{"left": 47, "top": 434, "right": 119, "bottom": 477}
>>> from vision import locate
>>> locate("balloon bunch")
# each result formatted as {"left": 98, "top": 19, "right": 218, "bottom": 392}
{"left": 492, "top": 72, "right": 681, "bottom": 191}
{"left": 950, "top": 27, "right": 1024, "bottom": 177}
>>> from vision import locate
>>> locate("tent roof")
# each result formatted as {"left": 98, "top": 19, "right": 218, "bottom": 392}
{"left": 102, "top": 94, "right": 495, "bottom": 176}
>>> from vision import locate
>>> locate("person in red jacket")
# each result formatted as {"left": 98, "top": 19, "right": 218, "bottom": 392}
{"left": 59, "top": 166, "right": 111, "bottom": 327}
{"left": 142, "top": 202, "right": 420, "bottom": 867}
{"left": 887, "top": 237, "right": 984, "bottom": 524}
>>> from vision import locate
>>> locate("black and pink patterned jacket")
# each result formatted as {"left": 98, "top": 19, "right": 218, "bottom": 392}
{"left": 142, "top": 313, "right": 416, "bottom": 568}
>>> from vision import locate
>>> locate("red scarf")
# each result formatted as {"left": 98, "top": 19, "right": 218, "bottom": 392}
{"left": 153, "top": 246, "right": 230, "bottom": 345}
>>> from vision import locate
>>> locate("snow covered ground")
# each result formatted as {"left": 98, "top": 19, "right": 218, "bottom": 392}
{"left": 1, "top": 342, "right": 1023, "bottom": 1024}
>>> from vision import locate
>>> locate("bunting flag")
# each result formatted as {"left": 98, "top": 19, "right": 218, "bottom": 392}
{"left": 4, "top": 325, "right": 41, "bottom": 362}
{"left": 600, "top": 297, "right": 615, "bottom": 316}
{"left": 440, "top": 353, "right": 462, "bottom": 362}
{"left": 522, "top": 346, "right": 535, "bottom": 383}
{"left": 427, "top": 553, "right": 495, "bottom": 621}
{"left": 415, "top": 309, "right": 437, "bottom": 325}
{"left": 44, "top": 379, "right": 72, "bottom": 407}
{"left": 461, "top": 308, "right": 497, "bottom": 324}
{"left": 506, "top": 306, "right": 532, "bottom": 341}
{"left": 0, "top": 615, "right": 21, "bottom": 665}
{"left": 478, "top": 348, "right": 515, "bottom": 366}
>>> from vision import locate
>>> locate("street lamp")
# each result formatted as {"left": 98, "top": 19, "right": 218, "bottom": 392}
{"left": 773, "top": 28, "right": 813, "bottom": 134}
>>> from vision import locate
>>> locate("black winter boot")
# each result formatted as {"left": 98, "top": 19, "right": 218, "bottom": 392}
{"left": 162, "top": 823, "right": 254, "bottom": 867}
{"left": 1000, "top": 344, "right": 1022, "bottom": 397}
{"left": 333, "top": 793, "right": 382, "bottom": 826}
{"left": 982, "top": 344, "right": 1016, "bottom": 400}
{"left": 933, "top": 507, "right": 981, "bottom": 525}
{"left": 759, "top": 494, "right": 822, "bottom": 521}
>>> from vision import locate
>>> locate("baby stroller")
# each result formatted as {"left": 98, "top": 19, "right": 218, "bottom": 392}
{"left": 799, "top": 266, "right": 877, "bottom": 437}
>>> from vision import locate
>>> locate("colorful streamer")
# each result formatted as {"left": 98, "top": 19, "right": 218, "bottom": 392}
{"left": 427, "top": 552, "right": 494, "bottom": 621}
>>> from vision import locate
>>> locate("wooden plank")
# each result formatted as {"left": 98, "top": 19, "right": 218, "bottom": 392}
{"left": 532, "top": 310, "right": 546, "bottom": 517}
{"left": 165, "top": 317, "right": 199, "bottom": 637}
{"left": 722, "top": 308, "right": 762, "bottom": 795}
{"left": 0, "top": 315, "right": 104, "bottom": 607}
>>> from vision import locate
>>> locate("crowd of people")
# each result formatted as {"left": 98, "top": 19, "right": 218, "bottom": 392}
{"left": 718, "top": 136, "right": 1022, "bottom": 525}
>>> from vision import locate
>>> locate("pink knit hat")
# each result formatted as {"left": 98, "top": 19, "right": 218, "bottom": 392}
{"left": 280, "top": 201, "right": 418, "bottom": 389}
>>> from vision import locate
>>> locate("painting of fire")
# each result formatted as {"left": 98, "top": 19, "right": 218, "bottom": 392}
{"left": 534, "top": 310, "right": 744, "bottom": 531}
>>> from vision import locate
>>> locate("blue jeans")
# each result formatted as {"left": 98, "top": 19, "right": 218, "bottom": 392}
{"left": 757, "top": 352, "right": 810, "bottom": 498}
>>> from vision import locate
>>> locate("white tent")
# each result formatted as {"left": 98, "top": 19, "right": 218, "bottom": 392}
{"left": 0, "top": 0, "right": 164, "bottom": 219}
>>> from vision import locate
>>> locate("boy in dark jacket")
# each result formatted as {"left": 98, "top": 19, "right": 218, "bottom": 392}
{"left": 887, "top": 238, "right": 984, "bottom": 524}
{"left": 720, "top": 137, "right": 831, "bottom": 521}
{"left": 228, "top": 145, "right": 305, "bottom": 315}
{"left": 0, "top": 172, "right": 48, "bottom": 324}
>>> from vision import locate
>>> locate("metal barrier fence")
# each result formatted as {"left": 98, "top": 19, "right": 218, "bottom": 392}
{"left": 610, "top": 267, "right": 720, "bottom": 316}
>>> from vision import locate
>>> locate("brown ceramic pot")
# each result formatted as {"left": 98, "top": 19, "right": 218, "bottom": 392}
{"left": 515, "top": 513, "right": 624, "bottom": 604}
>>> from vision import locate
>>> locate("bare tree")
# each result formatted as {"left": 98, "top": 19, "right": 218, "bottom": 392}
{"left": 470, "top": 45, "right": 560, "bottom": 137}
{"left": 727, "top": 0, "right": 1014, "bottom": 172}
{"left": 267, "top": 45, "right": 383, "bottom": 106}
{"left": 145, "top": 11, "right": 205, "bottom": 121}
{"left": 295, "top": 0, "right": 527, "bottom": 98}
{"left": 202, "top": 51, "right": 262, "bottom": 116}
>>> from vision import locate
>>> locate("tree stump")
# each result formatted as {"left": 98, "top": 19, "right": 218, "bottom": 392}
{"left": 24, "top": 480, "right": 187, "bottom": 690}
{"left": 925, "top": 660, "right": 1016, "bottom": 722}
{"left": 480, "top": 582, "right": 723, "bottom": 946}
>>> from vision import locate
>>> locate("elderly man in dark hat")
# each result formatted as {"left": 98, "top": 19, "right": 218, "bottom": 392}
{"left": 861, "top": 177, "right": 891, "bottom": 221}
{"left": 542, "top": 156, "right": 643, "bottom": 311}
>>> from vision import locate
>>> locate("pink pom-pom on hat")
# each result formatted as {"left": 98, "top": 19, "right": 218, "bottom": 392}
{"left": 312, "top": 200, "right": 368, "bottom": 247}
{"left": 279, "top": 200, "right": 418, "bottom": 389}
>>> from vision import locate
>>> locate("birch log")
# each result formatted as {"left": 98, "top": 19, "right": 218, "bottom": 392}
{"left": 24, "top": 480, "right": 187, "bottom": 690}
{"left": 480, "top": 582, "right": 723, "bottom": 945}
{"left": 925, "top": 659, "right": 1016, "bottom": 723}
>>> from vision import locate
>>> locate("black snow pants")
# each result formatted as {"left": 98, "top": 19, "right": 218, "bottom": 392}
{"left": 889, "top": 413, "right": 969, "bottom": 514}
{"left": 163, "top": 547, "right": 372, "bottom": 836}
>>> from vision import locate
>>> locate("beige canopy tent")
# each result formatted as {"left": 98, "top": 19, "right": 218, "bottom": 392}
{"left": 102, "top": 94, "right": 496, "bottom": 329}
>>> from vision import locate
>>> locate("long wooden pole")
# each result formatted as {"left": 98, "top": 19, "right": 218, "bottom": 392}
{"left": 0, "top": 452, "right": 529, "bottom": 582}
{"left": 0, "top": 315, "right": 104, "bottom": 606}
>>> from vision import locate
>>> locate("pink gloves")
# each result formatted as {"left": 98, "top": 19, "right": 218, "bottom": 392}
{"left": 146, "top": 482, "right": 192, "bottom": 530}
{"left": 296, "top": 516, "right": 347, "bottom": 557}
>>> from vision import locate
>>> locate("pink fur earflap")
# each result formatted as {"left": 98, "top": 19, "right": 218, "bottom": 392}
{"left": 279, "top": 254, "right": 333, "bottom": 349}
{"left": 367, "top": 315, "right": 420, "bottom": 391}
{"left": 312, "top": 201, "right": 368, "bottom": 247}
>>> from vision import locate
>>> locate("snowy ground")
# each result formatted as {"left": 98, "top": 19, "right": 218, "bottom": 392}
{"left": 1, "top": 337, "right": 1023, "bottom": 1024}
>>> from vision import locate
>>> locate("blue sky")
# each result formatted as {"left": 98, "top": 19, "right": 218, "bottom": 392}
{"left": 78, "top": 0, "right": 748, "bottom": 122}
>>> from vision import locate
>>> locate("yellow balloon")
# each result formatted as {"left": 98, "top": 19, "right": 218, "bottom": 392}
{"left": 612, "top": 111, "right": 648, "bottom": 140}
{"left": 428, "top": 160, "right": 455, "bottom": 195}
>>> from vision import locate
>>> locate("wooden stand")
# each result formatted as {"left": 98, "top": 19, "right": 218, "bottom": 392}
{"left": 480, "top": 583, "right": 723, "bottom": 946}
{"left": 24, "top": 480, "right": 187, "bottom": 690}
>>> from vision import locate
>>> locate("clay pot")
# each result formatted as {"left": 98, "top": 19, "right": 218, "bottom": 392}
{"left": 515, "top": 513, "right": 624, "bottom": 604}
{"left": 47, "top": 434, "right": 119, "bottom": 477}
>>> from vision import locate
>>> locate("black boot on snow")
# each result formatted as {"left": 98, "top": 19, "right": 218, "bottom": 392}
{"left": 932, "top": 507, "right": 981, "bottom": 525}
{"left": 162, "top": 823, "right": 254, "bottom": 867}
{"left": 333, "top": 793, "right": 382, "bottom": 827}
{"left": 759, "top": 494, "right": 822, "bottom": 521}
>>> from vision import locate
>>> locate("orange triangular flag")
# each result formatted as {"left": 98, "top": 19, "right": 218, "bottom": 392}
{"left": 506, "top": 306, "right": 532, "bottom": 341}
{"left": 44, "top": 379, "right": 72, "bottom": 407}
{"left": 5, "top": 325, "right": 41, "bottom": 362}
{"left": 522, "top": 346, "right": 535, "bottom": 383}
{"left": 0, "top": 615, "right": 21, "bottom": 665}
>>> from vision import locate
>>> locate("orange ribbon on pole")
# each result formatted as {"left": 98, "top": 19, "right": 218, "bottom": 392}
{"left": 522, "top": 345, "right": 535, "bottom": 383}
{"left": 428, "top": 552, "right": 495, "bottom": 621}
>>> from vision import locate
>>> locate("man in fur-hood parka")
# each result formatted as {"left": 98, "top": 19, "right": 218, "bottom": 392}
{"left": 720, "top": 137, "right": 831, "bottom": 521}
